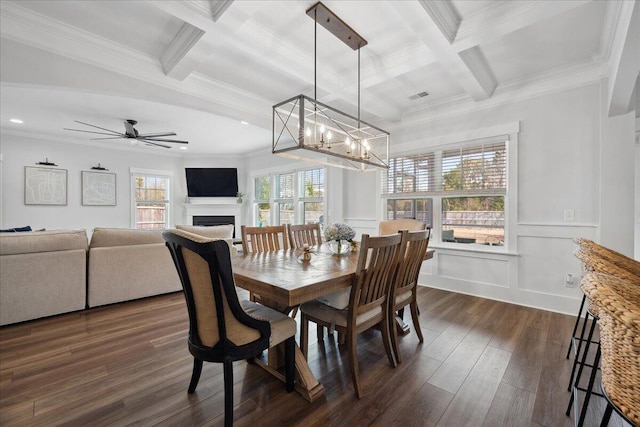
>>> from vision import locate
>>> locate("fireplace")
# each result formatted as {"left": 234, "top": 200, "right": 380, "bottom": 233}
{"left": 193, "top": 215, "right": 236, "bottom": 238}
{"left": 184, "top": 199, "right": 242, "bottom": 239}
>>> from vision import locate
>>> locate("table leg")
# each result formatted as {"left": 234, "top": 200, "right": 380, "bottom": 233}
{"left": 254, "top": 343, "right": 324, "bottom": 402}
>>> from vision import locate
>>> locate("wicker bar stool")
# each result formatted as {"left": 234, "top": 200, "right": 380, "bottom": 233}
{"left": 567, "top": 239, "right": 640, "bottom": 359}
{"left": 581, "top": 272, "right": 640, "bottom": 427}
{"left": 566, "top": 248, "right": 640, "bottom": 426}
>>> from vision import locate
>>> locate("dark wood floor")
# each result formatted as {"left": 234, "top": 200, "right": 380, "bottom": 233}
{"left": 0, "top": 287, "right": 630, "bottom": 426}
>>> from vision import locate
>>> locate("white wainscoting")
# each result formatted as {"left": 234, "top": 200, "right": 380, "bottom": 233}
{"left": 419, "top": 223, "right": 598, "bottom": 315}
{"left": 343, "top": 218, "right": 379, "bottom": 240}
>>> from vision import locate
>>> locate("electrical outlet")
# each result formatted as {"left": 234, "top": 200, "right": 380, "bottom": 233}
{"left": 565, "top": 273, "right": 578, "bottom": 288}
{"left": 564, "top": 209, "right": 575, "bottom": 221}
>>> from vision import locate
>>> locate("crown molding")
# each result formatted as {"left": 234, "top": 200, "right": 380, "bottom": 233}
{"left": 160, "top": 22, "right": 207, "bottom": 79}
{"left": 417, "top": 0, "right": 460, "bottom": 43}
{"left": 210, "top": 0, "right": 234, "bottom": 22}
{"left": 400, "top": 61, "right": 602, "bottom": 128}
{"left": 596, "top": 0, "right": 624, "bottom": 63}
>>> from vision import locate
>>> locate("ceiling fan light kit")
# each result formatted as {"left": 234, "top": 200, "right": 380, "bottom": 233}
{"left": 272, "top": 1, "right": 390, "bottom": 172}
{"left": 64, "top": 119, "right": 189, "bottom": 149}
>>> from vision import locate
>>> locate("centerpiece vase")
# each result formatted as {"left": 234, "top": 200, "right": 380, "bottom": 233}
{"left": 328, "top": 240, "right": 350, "bottom": 255}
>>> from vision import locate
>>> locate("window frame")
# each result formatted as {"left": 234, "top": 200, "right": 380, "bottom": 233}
{"left": 130, "top": 168, "right": 173, "bottom": 229}
{"left": 382, "top": 127, "right": 518, "bottom": 252}
{"left": 252, "top": 167, "right": 326, "bottom": 227}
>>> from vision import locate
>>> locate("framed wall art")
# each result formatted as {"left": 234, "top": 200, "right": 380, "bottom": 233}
{"left": 24, "top": 166, "right": 68, "bottom": 205}
{"left": 82, "top": 171, "right": 116, "bottom": 206}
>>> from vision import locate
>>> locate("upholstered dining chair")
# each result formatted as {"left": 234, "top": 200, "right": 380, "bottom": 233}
{"left": 241, "top": 225, "right": 288, "bottom": 253}
{"left": 389, "top": 229, "right": 430, "bottom": 364}
{"left": 163, "top": 229, "right": 296, "bottom": 427}
{"left": 299, "top": 232, "right": 403, "bottom": 398}
{"left": 287, "top": 223, "right": 322, "bottom": 249}
{"left": 379, "top": 218, "right": 426, "bottom": 236}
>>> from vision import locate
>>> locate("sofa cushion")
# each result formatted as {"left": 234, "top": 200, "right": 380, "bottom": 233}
{"left": 90, "top": 228, "right": 164, "bottom": 247}
{"left": 0, "top": 229, "right": 88, "bottom": 256}
{"left": 175, "top": 224, "right": 234, "bottom": 239}
{"left": 0, "top": 225, "right": 32, "bottom": 233}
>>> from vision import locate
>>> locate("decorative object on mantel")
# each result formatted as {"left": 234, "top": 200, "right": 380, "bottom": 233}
{"left": 324, "top": 223, "right": 356, "bottom": 255}
{"left": 272, "top": 1, "right": 390, "bottom": 172}
{"left": 236, "top": 192, "right": 244, "bottom": 204}
{"left": 24, "top": 166, "right": 67, "bottom": 205}
{"left": 91, "top": 163, "right": 108, "bottom": 171}
{"left": 36, "top": 158, "right": 58, "bottom": 166}
{"left": 82, "top": 171, "right": 116, "bottom": 206}
{"left": 63, "top": 119, "right": 188, "bottom": 149}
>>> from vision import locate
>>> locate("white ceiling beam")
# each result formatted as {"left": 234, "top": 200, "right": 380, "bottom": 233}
{"left": 453, "top": 0, "right": 591, "bottom": 52}
{"left": 416, "top": 0, "right": 496, "bottom": 101}
{"left": 607, "top": 0, "right": 640, "bottom": 117}
{"left": 160, "top": 22, "right": 210, "bottom": 80}
{"left": 149, "top": 0, "right": 234, "bottom": 81}
{"left": 209, "top": 0, "right": 234, "bottom": 22}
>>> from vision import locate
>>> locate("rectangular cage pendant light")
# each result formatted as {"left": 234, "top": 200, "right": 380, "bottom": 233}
{"left": 272, "top": 2, "right": 390, "bottom": 172}
{"left": 273, "top": 95, "right": 389, "bottom": 171}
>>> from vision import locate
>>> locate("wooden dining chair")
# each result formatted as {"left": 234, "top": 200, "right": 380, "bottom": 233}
{"left": 299, "top": 232, "right": 403, "bottom": 398}
{"left": 379, "top": 218, "right": 426, "bottom": 236}
{"left": 163, "top": 229, "right": 296, "bottom": 427}
{"left": 389, "top": 229, "right": 430, "bottom": 364}
{"left": 241, "top": 225, "right": 288, "bottom": 253}
{"left": 287, "top": 223, "right": 322, "bottom": 249}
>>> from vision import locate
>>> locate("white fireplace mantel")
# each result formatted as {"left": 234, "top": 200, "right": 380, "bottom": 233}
{"left": 183, "top": 199, "right": 242, "bottom": 231}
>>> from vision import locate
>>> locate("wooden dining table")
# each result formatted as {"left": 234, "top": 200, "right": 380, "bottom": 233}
{"left": 232, "top": 245, "right": 357, "bottom": 402}
{"left": 231, "top": 244, "right": 434, "bottom": 402}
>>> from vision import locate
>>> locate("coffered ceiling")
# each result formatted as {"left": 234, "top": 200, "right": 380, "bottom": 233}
{"left": 1, "top": 0, "right": 637, "bottom": 155}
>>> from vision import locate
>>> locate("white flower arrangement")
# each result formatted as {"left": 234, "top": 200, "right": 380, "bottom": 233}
{"left": 324, "top": 223, "right": 355, "bottom": 242}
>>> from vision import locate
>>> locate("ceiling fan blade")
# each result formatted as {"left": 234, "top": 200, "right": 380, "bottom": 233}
{"left": 74, "top": 120, "right": 121, "bottom": 135}
{"left": 142, "top": 138, "right": 189, "bottom": 144}
{"left": 144, "top": 141, "right": 171, "bottom": 149}
{"left": 90, "top": 137, "right": 125, "bottom": 140}
{"left": 136, "top": 132, "right": 176, "bottom": 138}
{"left": 64, "top": 128, "right": 125, "bottom": 137}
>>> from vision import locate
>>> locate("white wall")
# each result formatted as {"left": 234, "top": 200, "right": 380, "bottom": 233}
{"left": 343, "top": 80, "right": 636, "bottom": 315}
{"left": 0, "top": 135, "right": 185, "bottom": 233}
{"left": 2, "top": 80, "right": 636, "bottom": 316}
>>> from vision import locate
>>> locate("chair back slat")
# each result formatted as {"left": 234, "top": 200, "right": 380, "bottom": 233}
{"left": 352, "top": 233, "right": 403, "bottom": 311}
{"left": 394, "top": 229, "right": 431, "bottom": 297}
{"left": 288, "top": 223, "right": 323, "bottom": 249}
{"left": 241, "top": 225, "right": 288, "bottom": 253}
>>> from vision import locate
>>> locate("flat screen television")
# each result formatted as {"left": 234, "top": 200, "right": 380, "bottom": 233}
{"left": 185, "top": 168, "right": 238, "bottom": 197}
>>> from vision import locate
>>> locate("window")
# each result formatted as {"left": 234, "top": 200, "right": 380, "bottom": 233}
{"left": 254, "top": 176, "right": 271, "bottom": 227}
{"left": 274, "top": 172, "right": 295, "bottom": 225}
{"left": 253, "top": 168, "right": 325, "bottom": 227}
{"left": 300, "top": 168, "right": 324, "bottom": 225}
{"left": 132, "top": 173, "right": 171, "bottom": 229}
{"left": 383, "top": 138, "right": 508, "bottom": 247}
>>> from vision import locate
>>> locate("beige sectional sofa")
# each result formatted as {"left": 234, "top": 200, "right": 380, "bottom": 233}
{"left": 0, "top": 225, "right": 236, "bottom": 325}
{"left": 87, "top": 228, "right": 181, "bottom": 308}
{"left": 0, "top": 229, "right": 88, "bottom": 326}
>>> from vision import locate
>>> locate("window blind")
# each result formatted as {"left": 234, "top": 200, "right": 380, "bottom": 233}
{"left": 300, "top": 168, "right": 324, "bottom": 198}
{"left": 275, "top": 173, "right": 294, "bottom": 199}
{"left": 383, "top": 139, "right": 507, "bottom": 196}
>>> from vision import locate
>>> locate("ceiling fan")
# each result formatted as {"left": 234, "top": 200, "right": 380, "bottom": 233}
{"left": 64, "top": 119, "right": 188, "bottom": 149}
